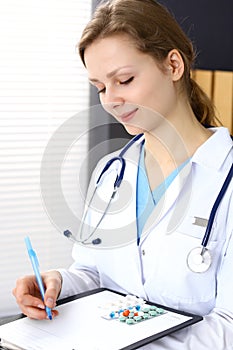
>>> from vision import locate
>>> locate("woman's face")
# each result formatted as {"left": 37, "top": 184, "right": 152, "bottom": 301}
{"left": 84, "top": 34, "right": 179, "bottom": 135}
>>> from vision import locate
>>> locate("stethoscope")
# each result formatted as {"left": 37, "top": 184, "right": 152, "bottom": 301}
{"left": 64, "top": 133, "right": 144, "bottom": 245}
{"left": 64, "top": 133, "right": 233, "bottom": 273}
{"left": 187, "top": 161, "right": 233, "bottom": 272}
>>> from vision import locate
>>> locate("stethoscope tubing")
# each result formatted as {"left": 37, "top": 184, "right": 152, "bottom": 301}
{"left": 96, "top": 133, "right": 144, "bottom": 189}
{"left": 79, "top": 185, "right": 117, "bottom": 243}
{"left": 118, "top": 133, "right": 144, "bottom": 158}
{"left": 201, "top": 163, "right": 233, "bottom": 248}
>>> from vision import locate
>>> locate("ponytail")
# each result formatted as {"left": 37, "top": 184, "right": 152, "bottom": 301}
{"left": 188, "top": 78, "right": 219, "bottom": 126}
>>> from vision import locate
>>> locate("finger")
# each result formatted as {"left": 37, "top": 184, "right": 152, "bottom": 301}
{"left": 21, "top": 305, "right": 47, "bottom": 320}
{"left": 13, "top": 275, "right": 40, "bottom": 300}
{"left": 12, "top": 286, "right": 42, "bottom": 311}
{"left": 44, "top": 286, "right": 60, "bottom": 308}
{"left": 20, "top": 304, "right": 59, "bottom": 320}
{"left": 42, "top": 271, "right": 62, "bottom": 308}
{"left": 13, "top": 291, "right": 60, "bottom": 320}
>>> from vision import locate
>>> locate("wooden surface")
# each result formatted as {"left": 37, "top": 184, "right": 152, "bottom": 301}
{"left": 192, "top": 69, "right": 233, "bottom": 133}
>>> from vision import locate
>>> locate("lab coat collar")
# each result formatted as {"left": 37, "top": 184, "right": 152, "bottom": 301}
{"left": 139, "top": 161, "right": 192, "bottom": 244}
{"left": 191, "top": 127, "right": 232, "bottom": 170}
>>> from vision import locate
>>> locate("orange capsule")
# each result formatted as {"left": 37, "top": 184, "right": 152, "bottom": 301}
{"left": 134, "top": 312, "right": 138, "bottom": 316}
{"left": 123, "top": 309, "right": 130, "bottom": 317}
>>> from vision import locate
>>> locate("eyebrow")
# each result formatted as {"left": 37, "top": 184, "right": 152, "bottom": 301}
{"left": 89, "top": 66, "right": 133, "bottom": 83}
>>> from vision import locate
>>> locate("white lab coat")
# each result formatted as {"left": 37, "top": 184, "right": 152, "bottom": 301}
{"left": 59, "top": 127, "right": 233, "bottom": 349}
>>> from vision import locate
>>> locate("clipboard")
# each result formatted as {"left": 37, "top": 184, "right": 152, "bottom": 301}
{"left": 0, "top": 288, "right": 203, "bottom": 350}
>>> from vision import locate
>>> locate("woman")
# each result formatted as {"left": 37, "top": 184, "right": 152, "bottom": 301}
{"left": 13, "top": 0, "right": 233, "bottom": 348}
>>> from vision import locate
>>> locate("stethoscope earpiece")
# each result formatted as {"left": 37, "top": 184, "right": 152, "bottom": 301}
{"left": 63, "top": 229, "right": 102, "bottom": 245}
{"left": 92, "top": 238, "right": 102, "bottom": 245}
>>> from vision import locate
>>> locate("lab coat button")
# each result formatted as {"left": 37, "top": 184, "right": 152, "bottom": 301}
{"left": 142, "top": 249, "right": 145, "bottom": 256}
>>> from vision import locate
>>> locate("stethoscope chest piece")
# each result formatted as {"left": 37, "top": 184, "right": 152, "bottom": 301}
{"left": 187, "top": 247, "right": 212, "bottom": 273}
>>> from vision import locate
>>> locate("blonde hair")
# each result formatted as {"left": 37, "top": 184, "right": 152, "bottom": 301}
{"left": 79, "top": 0, "right": 218, "bottom": 126}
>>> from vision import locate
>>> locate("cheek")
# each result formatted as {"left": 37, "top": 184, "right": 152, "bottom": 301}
{"left": 142, "top": 80, "right": 175, "bottom": 116}
{"left": 137, "top": 107, "right": 166, "bottom": 131}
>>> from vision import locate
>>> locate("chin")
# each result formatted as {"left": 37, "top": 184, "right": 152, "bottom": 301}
{"left": 123, "top": 124, "right": 145, "bottom": 136}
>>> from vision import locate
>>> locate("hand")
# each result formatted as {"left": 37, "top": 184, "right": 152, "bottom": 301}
{"left": 12, "top": 270, "right": 62, "bottom": 320}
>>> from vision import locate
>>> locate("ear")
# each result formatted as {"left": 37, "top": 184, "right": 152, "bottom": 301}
{"left": 166, "top": 49, "right": 184, "bottom": 81}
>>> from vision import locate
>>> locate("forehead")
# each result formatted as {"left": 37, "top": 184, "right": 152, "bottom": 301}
{"left": 84, "top": 34, "right": 153, "bottom": 79}
{"left": 85, "top": 33, "right": 137, "bottom": 55}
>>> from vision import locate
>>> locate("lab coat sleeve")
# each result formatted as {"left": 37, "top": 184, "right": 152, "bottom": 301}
{"left": 57, "top": 266, "right": 100, "bottom": 300}
{"left": 58, "top": 245, "right": 100, "bottom": 299}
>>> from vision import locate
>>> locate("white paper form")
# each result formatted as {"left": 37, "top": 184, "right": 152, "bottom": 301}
{"left": 0, "top": 290, "right": 200, "bottom": 350}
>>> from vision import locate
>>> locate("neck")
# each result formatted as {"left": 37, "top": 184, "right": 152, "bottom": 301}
{"left": 143, "top": 111, "right": 213, "bottom": 189}
{"left": 144, "top": 108, "right": 212, "bottom": 163}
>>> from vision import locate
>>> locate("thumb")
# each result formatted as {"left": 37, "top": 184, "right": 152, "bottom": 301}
{"left": 45, "top": 294, "right": 56, "bottom": 308}
{"left": 42, "top": 271, "right": 62, "bottom": 308}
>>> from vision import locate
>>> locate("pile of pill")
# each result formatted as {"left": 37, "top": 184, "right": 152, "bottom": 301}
{"left": 100, "top": 294, "right": 166, "bottom": 325}
{"left": 118, "top": 304, "right": 166, "bottom": 325}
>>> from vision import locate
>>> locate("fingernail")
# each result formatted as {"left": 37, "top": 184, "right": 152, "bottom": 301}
{"left": 38, "top": 304, "right": 45, "bottom": 309}
{"left": 47, "top": 298, "right": 54, "bottom": 307}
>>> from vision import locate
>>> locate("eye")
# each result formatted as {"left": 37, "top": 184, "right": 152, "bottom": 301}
{"left": 119, "top": 76, "right": 134, "bottom": 85}
{"left": 97, "top": 87, "right": 106, "bottom": 94}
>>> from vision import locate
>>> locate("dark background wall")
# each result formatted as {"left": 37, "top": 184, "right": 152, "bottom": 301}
{"left": 159, "top": 0, "right": 233, "bottom": 71}
{"left": 93, "top": 0, "right": 233, "bottom": 71}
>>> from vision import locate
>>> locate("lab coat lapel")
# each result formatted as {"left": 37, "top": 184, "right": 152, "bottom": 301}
{"left": 141, "top": 162, "right": 192, "bottom": 241}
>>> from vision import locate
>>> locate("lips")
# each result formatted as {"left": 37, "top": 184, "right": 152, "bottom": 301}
{"left": 118, "top": 108, "right": 138, "bottom": 123}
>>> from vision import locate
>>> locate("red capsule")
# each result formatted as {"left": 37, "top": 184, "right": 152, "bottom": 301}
{"left": 123, "top": 309, "right": 130, "bottom": 317}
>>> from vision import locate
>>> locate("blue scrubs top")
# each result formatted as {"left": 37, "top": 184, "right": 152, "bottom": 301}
{"left": 136, "top": 144, "right": 190, "bottom": 244}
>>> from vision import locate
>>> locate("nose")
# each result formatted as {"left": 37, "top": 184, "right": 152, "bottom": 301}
{"left": 100, "top": 86, "right": 124, "bottom": 115}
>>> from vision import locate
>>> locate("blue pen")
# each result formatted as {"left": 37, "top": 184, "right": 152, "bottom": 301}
{"left": 25, "top": 236, "right": 53, "bottom": 320}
